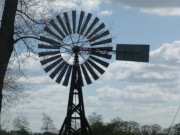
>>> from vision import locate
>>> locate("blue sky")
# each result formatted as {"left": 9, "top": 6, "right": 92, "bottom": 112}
{"left": 2, "top": 0, "right": 180, "bottom": 132}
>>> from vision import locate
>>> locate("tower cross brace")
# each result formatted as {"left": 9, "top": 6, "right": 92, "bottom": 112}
{"left": 59, "top": 54, "right": 92, "bottom": 135}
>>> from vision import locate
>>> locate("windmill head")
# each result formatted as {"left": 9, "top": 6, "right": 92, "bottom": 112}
{"left": 38, "top": 10, "right": 150, "bottom": 87}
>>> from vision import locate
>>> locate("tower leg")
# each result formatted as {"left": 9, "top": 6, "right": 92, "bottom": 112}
{"left": 59, "top": 56, "right": 92, "bottom": 135}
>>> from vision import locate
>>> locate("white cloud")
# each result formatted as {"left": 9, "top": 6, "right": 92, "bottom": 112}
{"left": 140, "top": 8, "right": 180, "bottom": 16}
{"left": 105, "top": 0, "right": 180, "bottom": 8}
{"left": 99, "top": 10, "right": 113, "bottom": 16}
{"left": 81, "top": 0, "right": 101, "bottom": 11}
{"left": 85, "top": 84, "right": 180, "bottom": 127}
{"left": 104, "top": 0, "right": 180, "bottom": 16}
{"left": 70, "top": 0, "right": 180, "bottom": 16}
{"left": 150, "top": 41, "right": 180, "bottom": 64}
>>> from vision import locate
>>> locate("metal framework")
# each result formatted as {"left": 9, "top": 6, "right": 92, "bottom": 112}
{"left": 59, "top": 54, "right": 92, "bottom": 135}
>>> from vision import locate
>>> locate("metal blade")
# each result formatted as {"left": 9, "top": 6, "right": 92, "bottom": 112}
{"left": 38, "top": 44, "right": 60, "bottom": 49}
{"left": 63, "top": 65, "right": 72, "bottom": 86}
{"left": 116, "top": 44, "right": 150, "bottom": 62}
{"left": 90, "top": 38, "right": 112, "bottom": 46}
{"left": 63, "top": 12, "right": 72, "bottom": 35}
{"left": 84, "top": 17, "right": 99, "bottom": 37}
{"left": 50, "top": 20, "right": 65, "bottom": 38}
{"left": 87, "top": 23, "right": 105, "bottom": 39}
{"left": 90, "top": 51, "right": 112, "bottom": 59}
{"left": 89, "top": 56, "right": 109, "bottom": 67}
{"left": 89, "top": 30, "right": 109, "bottom": 42}
{"left": 38, "top": 51, "right": 60, "bottom": 57}
{"left": 40, "top": 36, "right": 61, "bottom": 46}
{"left": 56, "top": 15, "right": 68, "bottom": 35}
{"left": 44, "top": 26, "right": 62, "bottom": 41}
{"left": 40, "top": 55, "right": 61, "bottom": 65}
{"left": 80, "top": 13, "right": 92, "bottom": 34}
{"left": 56, "top": 63, "right": 69, "bottom": 84}
{"left": 77, "top": 11, "right": 85, "bottom": 33}
{"left": 87, "top": 59, "right": 105, "bottom": 74}
{"left": 72, "top": 10, "right": 76, "bottom": 33}
{"left": 44, "top": 58, "right": 63, "bottom": 73}
{"left": 80, "top": 64, "right": 92, "bottom": 84}
{"left": 84, "top": 61, "right": 99, "bottom": 80}
{"left": 49, "top": 61, "right": 65, "bottom": 79}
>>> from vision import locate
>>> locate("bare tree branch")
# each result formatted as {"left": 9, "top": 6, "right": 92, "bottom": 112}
{"left": 14, "top": 36, "right": 40, "bottom": 44}
{"left": 16, "top": 9, "right": 42, "bottom": 24}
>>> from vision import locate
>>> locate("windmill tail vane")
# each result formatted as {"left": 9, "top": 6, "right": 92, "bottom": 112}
{"left": 38, "top": 10, "right": 150, "bottom": 135}
{"left": 116, "top": 44, "right": 150, "bottom": 62}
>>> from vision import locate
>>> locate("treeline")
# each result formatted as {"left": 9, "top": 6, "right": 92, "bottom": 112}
{"left": 87, "top": 113, "right": 179, "bottom": 135}
{"left": 1, "top": 112, "right": 180, "bottom": 135}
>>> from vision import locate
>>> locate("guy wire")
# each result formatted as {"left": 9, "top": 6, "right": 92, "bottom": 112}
{"left": 167, "top": 106, "right": 180, "bottom": 135}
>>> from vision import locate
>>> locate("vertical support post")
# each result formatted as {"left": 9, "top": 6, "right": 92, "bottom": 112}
{"left": 59, "top": 54, "right": 92, "bottom": 135}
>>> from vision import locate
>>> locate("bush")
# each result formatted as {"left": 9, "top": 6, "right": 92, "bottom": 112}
{"left": 0, "top": 129, "right": 9, "bottom": 135}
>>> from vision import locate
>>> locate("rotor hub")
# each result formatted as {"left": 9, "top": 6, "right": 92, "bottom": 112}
{"left": 73, "top": 46, "right": 80, "bottom": 54}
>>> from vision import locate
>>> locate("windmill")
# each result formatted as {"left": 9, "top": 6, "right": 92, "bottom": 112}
{"left": 38, "top": 10, "right": 150, "bottom": 135}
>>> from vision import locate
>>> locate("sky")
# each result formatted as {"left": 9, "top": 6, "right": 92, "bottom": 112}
{"left": 2, "top": 0, "right": 180, "bottom": 132}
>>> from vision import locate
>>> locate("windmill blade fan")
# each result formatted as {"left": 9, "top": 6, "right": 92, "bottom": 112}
{"left": 38, "top": 10, "right": 112, "bottom": 87}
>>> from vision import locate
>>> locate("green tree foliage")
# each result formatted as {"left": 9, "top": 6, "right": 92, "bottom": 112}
{"left": 0, "top": 128, "right": 9, "bottom": 135}
{"left": 9, "top": 130, "right": 31, "bottom": 135}
{"left": 87, "top": 113, "right": 164, "bottom": 135}
{"left": 42, "top": 131, "right": 57, "bottom": 135}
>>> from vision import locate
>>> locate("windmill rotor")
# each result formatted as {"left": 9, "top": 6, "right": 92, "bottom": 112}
{"left": 39, "top": 10, "right": 113, "bottom": 87}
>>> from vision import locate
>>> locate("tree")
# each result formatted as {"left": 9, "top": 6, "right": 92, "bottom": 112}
{"left": 0, "top": 0, "right": 19, "bottom": 115}
{"left": 42, "top": 132, "right": 57, "bottom": 135}
{"left": 111, "top": 117, "right": 140, "bottom": 134}
{"left": 141, "top": 124, "right": 151, "bottom": 135}
{"left": 0, "top": 0, "right": 67, "bottom": 114}
{"left": 2, "top": 58, "right": 28, "bottom": 109}
{"left": 111, "top": 117, "right": 124, "bottom": 132}
{"left": 0, "top": 60, "right": 28, "bottom": 134}
{"left": 88, "top": 112, "right": 103, "bottom": 126}
{"left": 0, "top": 129, "right": 9, "bottom": 135}
{"left": 103, "top": 123, "right": 116, "bottom": 135}
{"left": 0, "top": 110, "right": 13, "bottom": 131}
{"left": 150, "top": 124, "right": 162, "bottom": 135}
{"left": 13, "top": 114, "right": 30, "bottom": 134}
{"left": 88, "top": 112, "right": 104, "bottom": 134}
{"left": 41, "top": 113, "right": 56, "bottom": 133}
{"left": 171, "top": 123, "right": 180, "bottom": 135}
